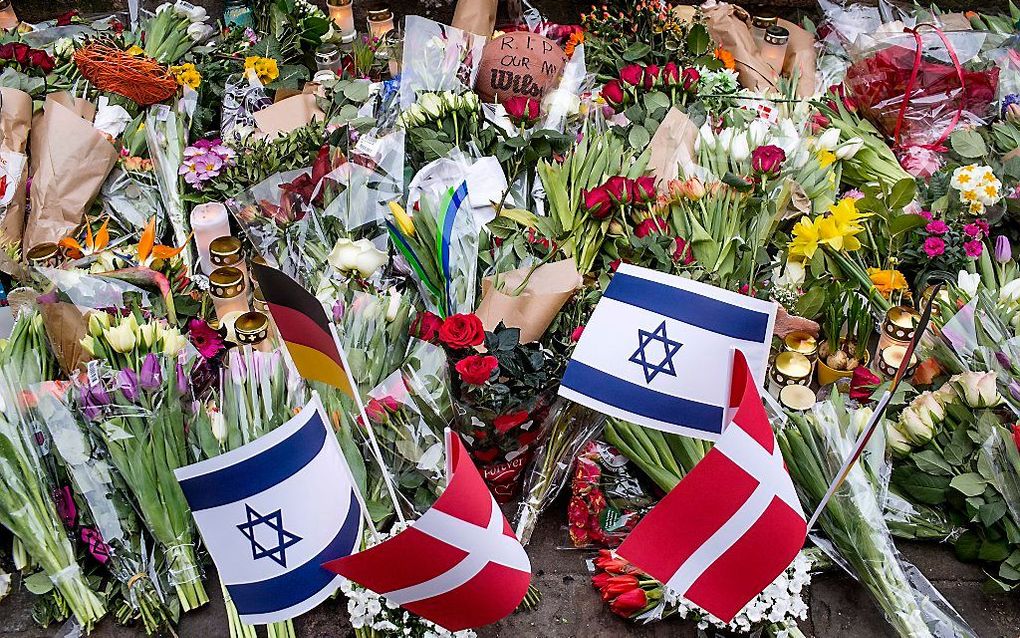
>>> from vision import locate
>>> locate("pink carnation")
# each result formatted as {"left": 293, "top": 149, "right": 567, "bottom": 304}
{"left": 923, "top": 237, "right": 946, "bottom": 257}
{"left": 964, "top": 223, "right": 982, "bottom": 238}
{"left": 925, "top": 220, "right": 948, "bottom": 235}
{"left": 964, "top": 240, "right": 984, "bottom": 257}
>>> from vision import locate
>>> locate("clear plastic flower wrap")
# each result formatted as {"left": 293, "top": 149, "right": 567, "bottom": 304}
{"left": 0, "top": 361, "right": 106, "bottom": 631}
{"left": 398, "top": 15, "right": 485, "bottom": 111}
{"left": 778, "top": 395, "right": 977, "bottom": 638}
{"left": 844, "top": 27, "right": 1002, "bottom": 150}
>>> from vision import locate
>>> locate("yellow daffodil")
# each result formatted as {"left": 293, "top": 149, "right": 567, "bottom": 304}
{"left": 817, "top": 149, "right": 836, "bottom": 169}
{"left": 789, "top": 216, "right": 821, "bottom": 260}
{"left": 868, "top": 268, "right": 908, "bottom": 298}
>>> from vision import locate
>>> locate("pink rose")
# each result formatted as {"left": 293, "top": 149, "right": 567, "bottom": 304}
{"left": 751, "top": 145, "right": 786, "bottom": 176}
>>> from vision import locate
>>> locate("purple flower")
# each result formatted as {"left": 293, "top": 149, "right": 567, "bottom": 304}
{"left": 53, "top": 486, "right": 77, "bottom": 528}
{"left": 80, "top": 383, "right": 110, "bottom": 421}
{"left": 140, "top": 353, "right": 162, "bottom": 390}
{"left": 1009, "top": 379, "right": 1020, "bottom": 402}
{"left": 332, "top": 300, "right": 345, "bottom": 323}
{"left": 179, "top": 139, "right": 236, "bottom": 190}
{"left": 176, "top": 361, "right": 189, "bottom": 396}
{"left": 117, "top": 368, "right": 139, "bottom": 402}
{"left": 995, "top": 235, "right": 1012, "bottom": 264}
{"left": 80, "top": 527, "right": 110, "bottom": 565}
{"left": 997, "top": 350, "right": 1014, "bottom": 371}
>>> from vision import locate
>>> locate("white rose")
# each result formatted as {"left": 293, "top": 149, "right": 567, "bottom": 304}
{"left": 351, "top": 239, "right": 387, "bottom": 278}
{"left": 327, "top": 238, "right": 361, "bottom": 271}
{"left": 419, "top": 93, "right": 444, "bottom": 118}
{"left": 188, "top": 22, "right": 214, "bottom": 41}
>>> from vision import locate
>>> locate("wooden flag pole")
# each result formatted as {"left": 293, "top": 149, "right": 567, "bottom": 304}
{"left": 806, "top": 285, "right": 941, "bottom": 530}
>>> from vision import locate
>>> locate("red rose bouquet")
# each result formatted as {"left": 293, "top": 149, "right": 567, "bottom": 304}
{"left": 844, "top": 29, "right": 1000, "bottom": 149}
{"left": 423, "top": 311, "right": 558, "bottom": 500}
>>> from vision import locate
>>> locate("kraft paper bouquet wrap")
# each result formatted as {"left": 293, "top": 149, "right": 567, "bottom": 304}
{"left": 24, "top": 92, "right": 118, "bottom": 249}
{"left": 844, "top": 28, "right": 1002, "bottom": 151}
{"left": 0, "top": 87, "right": 32, "bottom": 244}
{"left": 475, "top": 258, "right": 582, "bottom": 344}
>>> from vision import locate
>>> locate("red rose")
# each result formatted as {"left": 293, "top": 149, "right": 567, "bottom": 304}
{"left": 455, "top": 354, "right": 498, "bottom": 385}
{"left": 517, "top": 428, "right": 543, "bottom": 448}
{"left": 493, "top": 409, "right": 530, "bottom": 433}
{"left": 0, "top": 43, "right": 13, "bottom": 61}
{"left": 570, "top": 324, "right": 585, "bottom": 341}
{"left": 364, "top": 398, "right": 388, "bottom": 424}
{"left": 411, "top": 310, "right": 443, "bottom": 342}
{"left": 603, "top": 176, "right": 631, "bottom": 202}
{"left": 619, "top": 64, "right": 644, "bottom": 86}
{"left": 750, "top": 144, "right": 786, "bottom": 177}
{"left": 439, "top": 313, "right": 485, "bottom": 348}
{"left": 602, "top": 79, "right": 625, "bottom": 106}
{"left": 642, "top": 64, "right": 660, "bottom": 90}
{"left": 681, "top": 67, "right": 700, "bottom": 91}
{"left": 610, "top": 587, "right": 647, "bottom": 617}
{"left": 504, "top": 96, "right": 541, "bottom": 124}
{"left": 634, "top": 217, "right": 668, "bottom": 238}
{"left": 1012, "top": 423, "right": 1020, "bottom": 453}
{"left": 28, "top": 49, "right": 55, "bottom": 73}
{"left": 849, "top": 366, "right": 882, "bottom": 401}
{"left": 662, "top": 61, "right": 680, "bottom": 85}
{"left": 584, "top": 185, "right": 613, "bottom": 219}
{"left": 631, "top": 176, "right": 656, "bottom": 203}
{"left": 673, "top": 236, "right": 695, "bottom": 264}
{"left": 472, "top": 446, "right": 500, "bottom": 464}
{"left": 10, "top": 42, "right": 30, "bottom": 65}
{"left": 56, "top": 10, "right": 78, "bottom": 26}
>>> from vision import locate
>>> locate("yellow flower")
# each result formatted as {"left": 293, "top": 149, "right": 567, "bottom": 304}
{"left": 817, "top": 149, "right": 836, "bottom": 169}
{"left": 388, "top": 201, "right": 415, "bottom": 236}
{"left": 961, "top": 189, "right": 979, "bottom": 203}
{"left": 789, "top": 216, "right": 821, "bottom": 260}
{"left": 816, "top": 197, "right": 866, "bottom": 252}
{"left": 126, "top": 45, "right": 144, "bottom": 56}
{"left": 244, "top": 56, "right": 279, "bottom": 84}
{"left": 170, "top": 63, "right": 202, "bottom": 89}
{"left": 868, "top": 268, "right": 908, "bottom": 298}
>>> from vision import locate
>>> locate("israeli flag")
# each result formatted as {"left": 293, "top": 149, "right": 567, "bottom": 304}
{"left": 174, "top": 395, "right": 363, "bottom": 623}
{"left": 560, "top": 264, "right": 777, "bottom": 440}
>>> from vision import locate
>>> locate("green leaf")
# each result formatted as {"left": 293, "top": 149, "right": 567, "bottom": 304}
{"left": 686, "top": 23, "right": 711, "bottom": 56}
{"left": 894, "top": 469, "right": 950, "bottom": 504}
{"left": 644, "top": 91, "right": 670, "bottom": 112}
{"left": 23, "top": 572, "right": 53, "bottom": 595}
{"left": 887, "top": 178, "right": 917, "bottom": 211}
{"left": 950, "top": 129, "right": 988, "bottom": 159}
{"left": 794, "top": 285, "right": 826, "bottom": 319}
{"left": 628, "top": 125, "right": 651, "bottom": 150}
{"left": 980, "top": 500, "right": 1008, "bottom": 527}
{"left": 621, "top": 42, "right": 652, "bottom": 62}
{"left": 955, "top": 531, "right": 981, "bottom": 561}
{"left": 888, "top": 213, "right": 928, "bottom": 237}
{"left": 911, "top": 450, "right": 954, "bottom": 477}
{"left": 979, "top": 539, "right": 1011, "bottom": 562}
{"left": 951, "top": 473, "right": 988, "bottom": 497}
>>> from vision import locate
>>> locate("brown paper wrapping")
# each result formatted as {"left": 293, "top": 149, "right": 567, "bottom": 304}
{"left": 23, "top": 92, "right": 117, "bottom": 249}
{"left": 702, "top": 2, "right": 816, "bottom": 97}
{"left": 476, "top": 259, "right": 582, "bottom": 343}
{"left": 0, "top": 87, "right": 33, "bottom": 245}
{"left": 40, "top": 301, "right": 92, "bottom": 376}
{"left": 647, "top": 108, "right": 699, "bottom": 184}
{"left": 451, "top": 0, "right": 497, "bottom": 37}
{"left": 252, "top": 93, "right": 324, "bottom": 138}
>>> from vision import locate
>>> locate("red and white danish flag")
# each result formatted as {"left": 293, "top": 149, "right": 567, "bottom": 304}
{"left": 617, "top": 349, "right": 807, "bottom": 622}
{"left": 322, "top": 430, "right": 531, "bottom": 631}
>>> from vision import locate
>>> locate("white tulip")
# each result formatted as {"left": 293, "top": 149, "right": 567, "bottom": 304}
{"left": 696, "top": 122, "right": 715, "bottom": 152}
{"left": 139, "top": 323, "right": 158, "bottom": 349}
{"left": 730, "top": 134, "right": 750, "bottom": 162}
{"left": 958, "top": 270, "right": 981, "bottom": 299}
{"left": 209, "top": 408, "right": 227, "bottom": 443}
{"left": 834, "top": 137, "right": 864, "bottom": 160}
{"left": 1000, "top": 278, "right": 1020, "bottom": 304}
{"left": 162, "top": 329, "right": 189, "bottom": 356}
{"left": 104, "top": 322, "right": 137, "bottom": 354}
{"left": 816, "top": 128, "right": 841, "bottom": 152}
{"left": 385, "top": 290, "right": 402, "bottom": 322}
{"left": 155, "top": 2, "right": 174, "bottom": 14}
{"left": 177, "top": 2, "right": 207, "bottom": 21}
{"left": 717, "top": 127, "right": 735, "bottom": 152}
{"left": 849, "top": 407, "right": 873, "bottom": 437}
{"left": 747, "top": 119, "right": 770, "bottom": 147}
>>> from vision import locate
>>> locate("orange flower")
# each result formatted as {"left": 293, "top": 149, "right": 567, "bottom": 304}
{"left": 714, "top": 46, "right": 736, "bottom": 70}
{"left": 867, "top": 268, "right": 908, "bottom": 297}
{"left": 59, "top": 217, "right": 110, "bottom": 259}
{"left": 564, "top": 31, "right": 585, "bottom": 57}
{"left": 136, "top": 217, "right": 189, "bottom": 267}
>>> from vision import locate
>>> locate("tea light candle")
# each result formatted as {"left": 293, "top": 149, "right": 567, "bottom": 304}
{"left": 878, "top": 344, "right": 918, "bottom": 378}
{"left": 776, "top": 351, "right": 812, "bottom": 378}
{"left": 784, "top": 330, "right": 818, "bottom": 358}
{"left": 209, "top": 266, "right": 250, "bottom": 324}
{"left": 191, "top": 203, "right": 232, "bottom": 275}
{"left": 366, "top": 4, "right": 394, "bottom": 40}
{"left": 880, "top": 305, "right": 921, "bottom": 350}
{"left": 780, "top": 385, "right": 816, "bottom": 412}
{"left": 328, "top": 0, "right": 357, "bottom": 42}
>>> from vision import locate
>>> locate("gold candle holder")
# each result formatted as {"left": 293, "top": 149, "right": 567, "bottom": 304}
{"left": 780, "top": 384, "right": 816, "bottom": 412}
{"left": 234, "top": 311, "right": 270, "bottom": 347}
{"left": 209, "top": 236, "right": 245, "bottom": 270}
{"left": 768, "top": 351, "right": 812, "bottom": 397}
{"left": 26, "top": 243, "right": 61, "bottom": 268}
{"left": 210, "top": 266, "right": 249, "bottom": 324}
{"left": 877, "top": 344, "right": 918, "bottom": 379}
{"left": 783, "top": 330, "right": 818, "bottom": 361}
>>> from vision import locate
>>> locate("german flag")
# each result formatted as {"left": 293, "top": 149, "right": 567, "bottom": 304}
{"left": 251, "top": 262, "right": 354, "bottom": 398}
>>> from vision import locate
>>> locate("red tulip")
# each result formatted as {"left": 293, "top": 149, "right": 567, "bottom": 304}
{"left": 619, "top": 64, "right": 644, "bottom": 87}
{"left": 681, "top": 67, "right": 700, "bottom": 91}
{"left": 601, "top": 574, "right": 639, "bottom": 599}
{"left": 643, "top": 64, "right": 660, "bottom": 90}
{"left": 610, "top": 587, "right": 648, "bottom": 616}
{"left": 849, "top": 366, "right": 881, "bottom": 401}
{"left": 592, "top": 572, "right": 611, "bottom": 591}
{"left": 602, "top": 79, "right": 625, "bottom": 106}
{"left": 594, "top": 549, "right": 634, "bottom": 574}
{"left": 1011, "top": 423, "right": 1020, "bottom": 452}
{"left": 584, "top": 186, "right": 614, "bottom": 219}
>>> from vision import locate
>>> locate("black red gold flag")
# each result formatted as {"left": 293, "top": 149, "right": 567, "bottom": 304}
{"left": 250, "top": 262, "right": 354, "bottom": 398}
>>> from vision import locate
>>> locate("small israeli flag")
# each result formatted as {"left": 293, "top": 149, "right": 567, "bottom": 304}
{"left": 560, "top": 264, "right": 777, "bottom": 440}
{"left": 174, "top": 395, "right": 362, "bottom": 623}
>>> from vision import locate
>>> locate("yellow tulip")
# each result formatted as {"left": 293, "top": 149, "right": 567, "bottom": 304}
{"left": 104, "top": 322, "right": 137, "bottom": 354}
{"left": 388, "top": 201, "right": 416, "bottom": 237}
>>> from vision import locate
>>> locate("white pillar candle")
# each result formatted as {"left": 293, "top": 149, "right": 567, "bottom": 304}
{"left": 190, "top": 203, "right": 232, "bottom": 275}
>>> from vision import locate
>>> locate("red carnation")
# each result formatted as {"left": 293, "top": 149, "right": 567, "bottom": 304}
{"left": 455, "top": 354, "right": 498, "bottom": 385}
{"left": 602, "top": 79, "right": 625, "bottom": 106}
{"left": 493, "top": 409, "right": 530, "bottom": 433}
{"left": 438, "top": 313, "right": 485, "bottom": 348}
{"left": 619, "top": 64, "right": 644, "bottom": 87}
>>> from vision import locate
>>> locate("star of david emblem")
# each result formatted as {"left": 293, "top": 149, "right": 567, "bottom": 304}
{"left": 237, "top": 504, "right": 302, "bottom": 568}
{"left": 629, "top": 321, "right": 683, "bottom": 383}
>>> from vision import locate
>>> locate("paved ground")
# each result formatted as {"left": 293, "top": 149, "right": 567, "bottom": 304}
{"left": 2, "top": 0, "right": 1019, "bottom": 636}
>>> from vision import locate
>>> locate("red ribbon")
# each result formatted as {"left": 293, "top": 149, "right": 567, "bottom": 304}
{"left": 892, "top": 24, "right": 966, "bottom": 151}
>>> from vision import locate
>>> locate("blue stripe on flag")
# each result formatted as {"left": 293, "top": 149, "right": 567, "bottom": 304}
{"left": 562, "top": 361, "right": 724, "bottom": 434}
{"left": 179, "top": 412, "right": 327, "bottom": 511}
{"left": 228, "top": 490, "right": 362, "bottom": 615}
{"left": 604, "top": 272, "right": 770, "bottom": 343}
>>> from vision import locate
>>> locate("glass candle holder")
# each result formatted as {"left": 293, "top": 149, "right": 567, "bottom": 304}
{"left": 315, "top": 43, "right": 343, "bottom": 73}
{"left": 209, "top": 266, "right": 250, "bottom": 324}
{"left": 761, "top": 26, "right": 789, "bottom": 77}
{"left": 750, "top": 15, "right": 778, "bottom": 47}
{"left": 366, "top": 4, "right": 394, "bottom": 40}
{"left": 191, "top": 203, "right": 232, "bottom": 275}
{"left": 328, "top": 0, "right": 357, "bottom": 42}
{"left": 0, "top": 0, "right": 18, "bottom": 30}
{"left": 224, "top": 0, "right": 253, "bottom": 28}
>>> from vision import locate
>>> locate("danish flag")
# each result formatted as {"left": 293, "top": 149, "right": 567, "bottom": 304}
{"left": 617, "top": 349, "right": 807, "bottom": 622}
{"left": 322, "top": 430, "right": 531, "bottom": 631}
